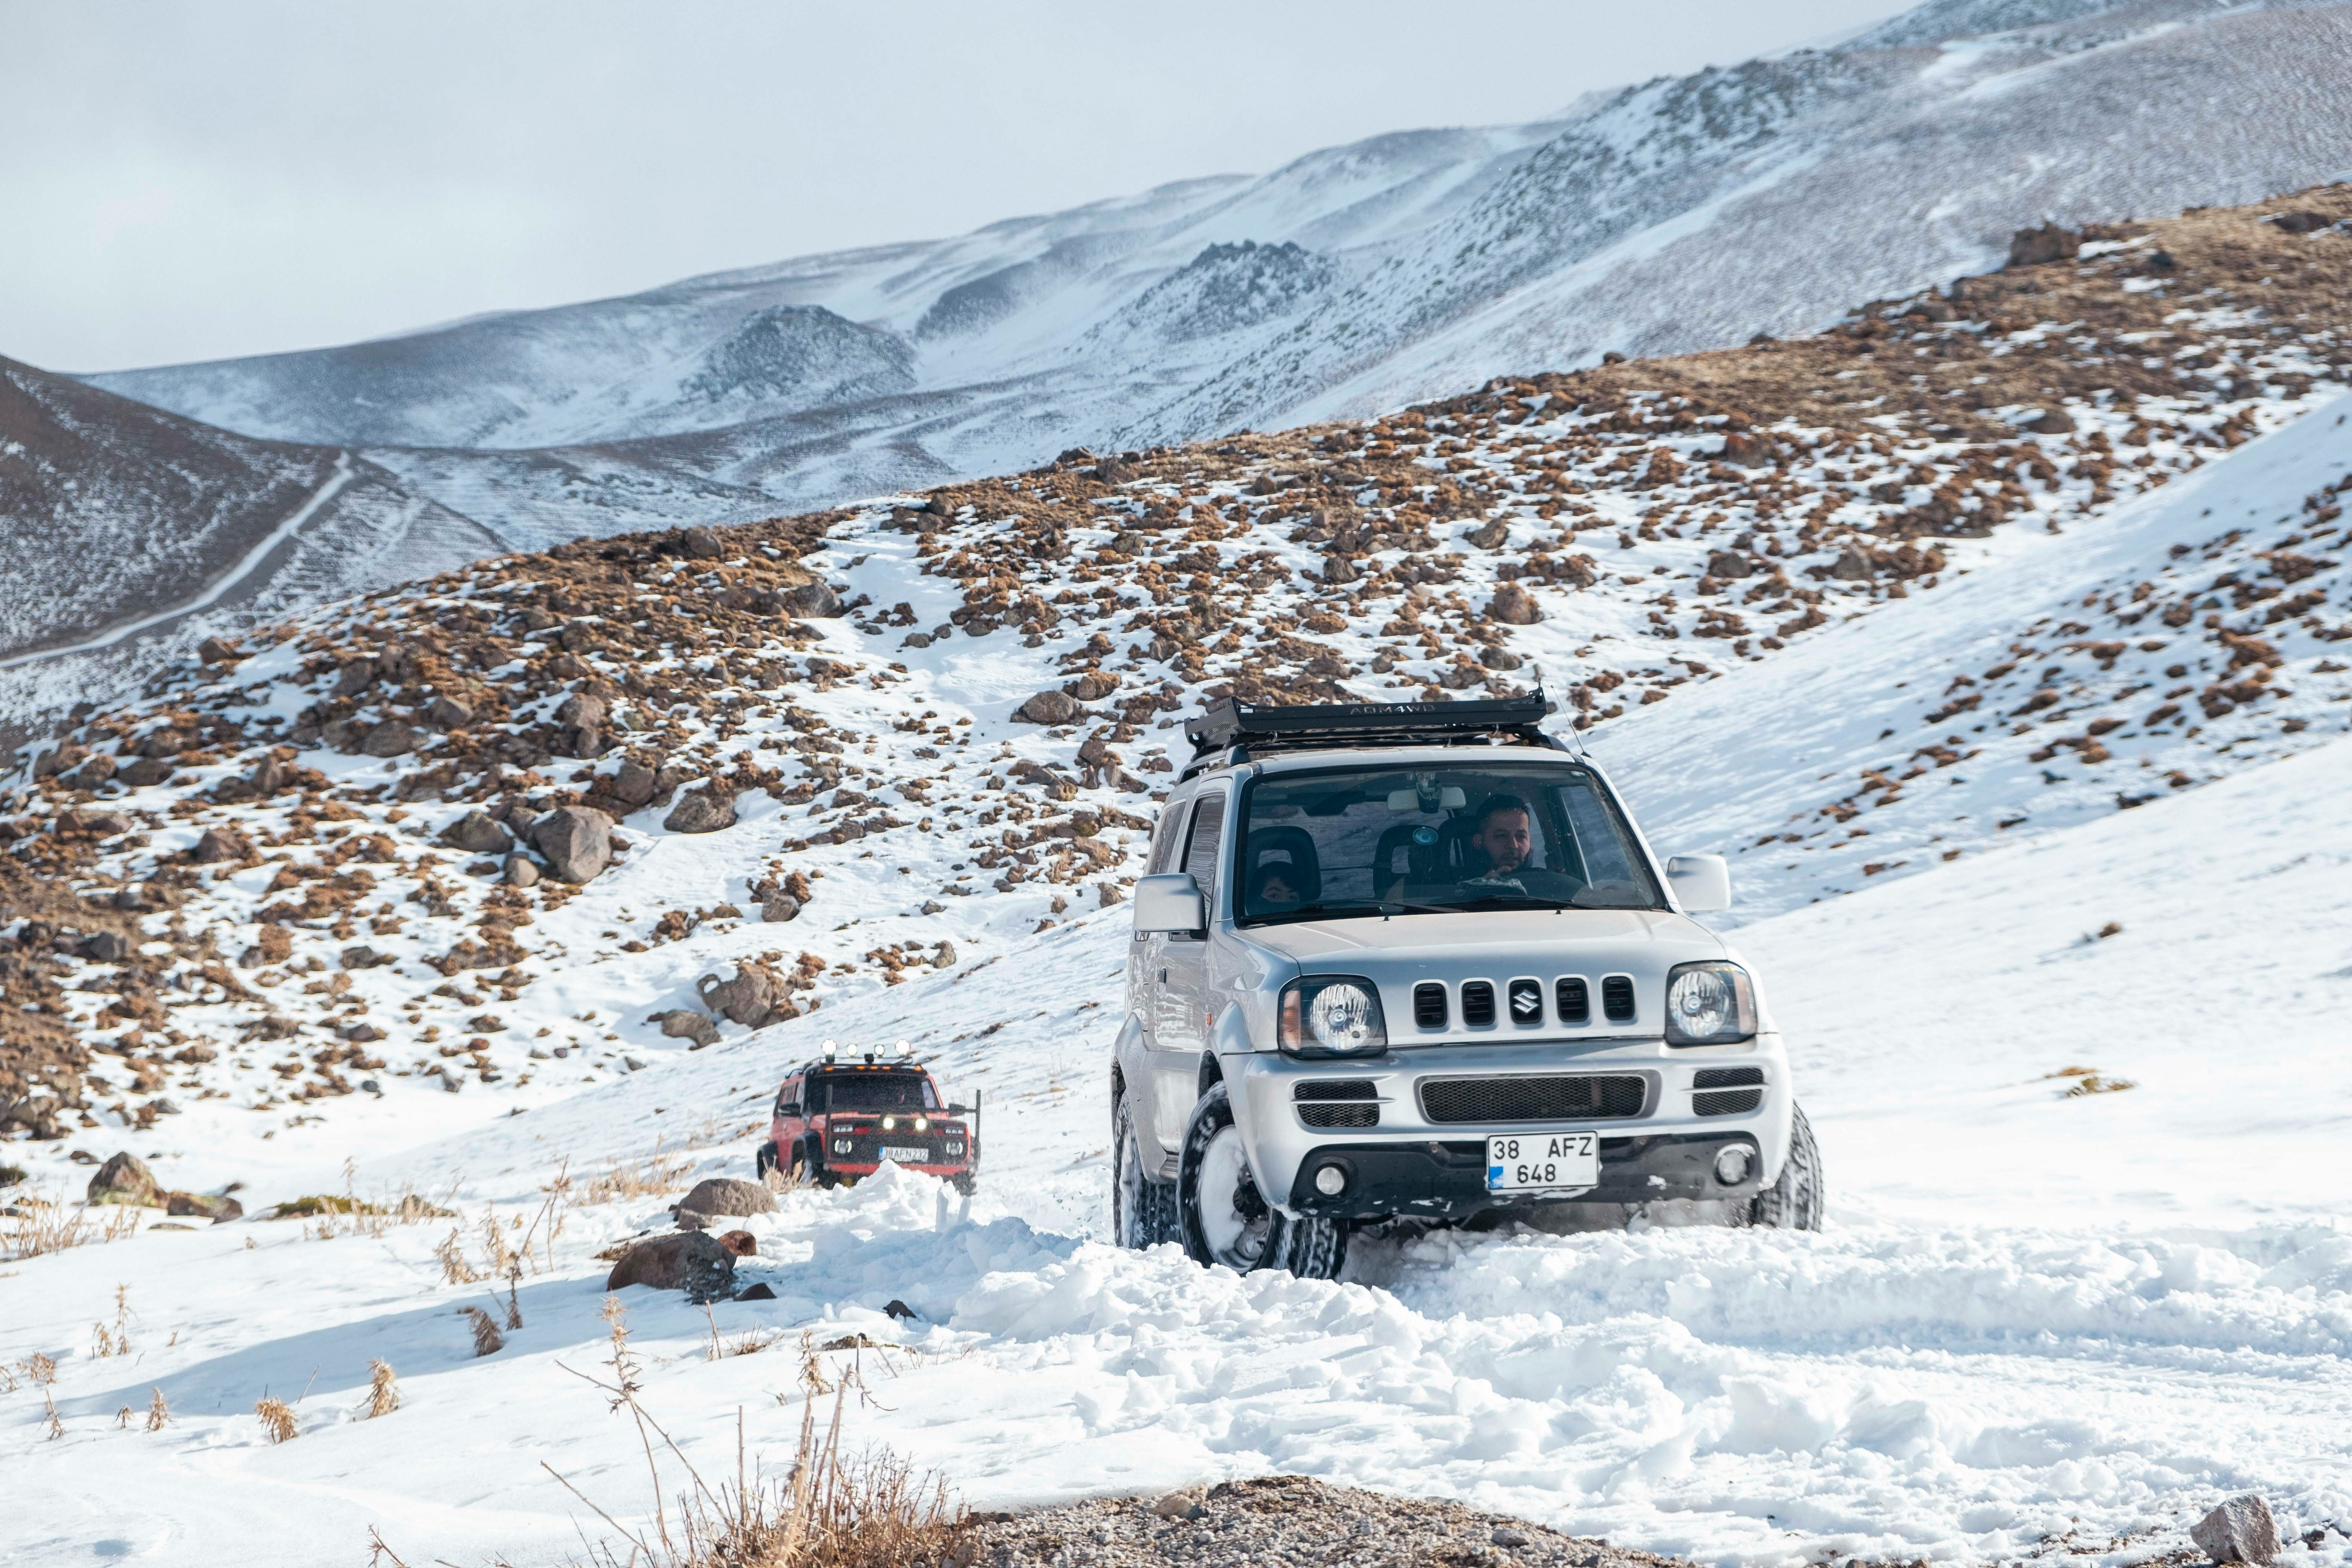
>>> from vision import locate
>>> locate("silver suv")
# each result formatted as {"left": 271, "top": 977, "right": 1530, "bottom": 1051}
{"left": 1110, "top": 695, "right": 1823, "bottom": 1279}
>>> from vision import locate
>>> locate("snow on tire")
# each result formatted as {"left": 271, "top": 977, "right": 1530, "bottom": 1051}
{"left": 1112, "top": 1092, "right": 1179, "bottom": 1249}
{"left": 1177, "top": 1082, "right": 1346, "bottom": 1279}
{"left": 1752, "top": 1101, "right": 1825, "bottom": 1231}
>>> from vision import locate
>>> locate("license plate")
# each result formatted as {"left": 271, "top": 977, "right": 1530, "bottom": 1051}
{"left": 879, "top": 1145, "right": 931, "bottom": 1163}
{"left": 1487, "top": 1132, "right": 1599, "bottom": 1192}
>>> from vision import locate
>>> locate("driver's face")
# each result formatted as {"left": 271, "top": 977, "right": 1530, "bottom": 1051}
{"left": 1474, "top": 810, "right": 1532, "bottom": 874}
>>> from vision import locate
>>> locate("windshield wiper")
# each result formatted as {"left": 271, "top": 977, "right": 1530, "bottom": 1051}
{"left": 1244, "top": 899, "right": 1451, "bottom": 925}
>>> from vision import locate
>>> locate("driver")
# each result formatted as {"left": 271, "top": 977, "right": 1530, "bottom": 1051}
{"left": 1462, "top": 795, "right": 1582, "bottom": 899}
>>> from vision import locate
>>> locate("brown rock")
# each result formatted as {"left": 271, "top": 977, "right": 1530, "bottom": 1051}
{"left": 191, "top": 827, "right": 252, "bottom": 865}
{"left": 1830, "top": 548, "right": 1873, "bottom": 581}
{"left": 781, "top": 582, "right": 843, "bottom": 619}
{"left": 683, "top": 526, "right": 725, "bottom": 559}
{"left": 1706, "top": 550, "right": 1753, "bottom": 580}
{"left": 1719, "top": 431, "right": 1771, "bottom": 467}
{"left": 663, "top": 787, "right": 738, "bottom": 834}
{"left": 531, "top": 805, "right": 613, "bottom": 883}
{"left": 2026, "top": 409, "right": 2077, "bottom": 435}
{"left": 165, "top": 1190, "right": 244, "bottom": 1222}
{"left": 2007, "top": 223, "right": 2080, "bottom": 267}
{"left": 502, "top": 854, "right": 540, "bottom": 888}
{"left": 1486, "top": 583, "right": 1542, "bottom": 625}
{"left": 2192, "top": 1496, "right": 2281, "bottom": 1565}
{"left": 1063, "top": 670, "right": 1119, "bottom": 702}
{"left": 438, "top": 809, "right": 514, "bottom": 855}
{"left": 1015, "top": 690, "right": 1081, "bottom": 725}
{"left": 116, "top": 757, "right": 174, "bottom": 789}
{"left": 197, "top": 637, "right": 243, "bottom": 664}
{"left": 677, "top": 1178, "right": 776, "bottom": 1219}
{"left": 610, "top": 760, "right": 658, "bottom": 809}
{"left": 651, "top": 1009, "right": 720, "bottom": 1047}
{"left": 697, "top": 963, "right": 778, "bottom": 1027}
{"left": 361, "top": 719, "right": 418, "bottom": 758}
{"left": 2271, "top": 211, "right": 2332, "bottom": 234}
{"left": 603, "top": 1231, "right": 737, "bottom": 1302}
{"left": 716, "top": 1230, "right": 758, "bottom": 1258}
{"left": 425, "top": 694, "right": 475, "bottom": 729}
{"left": 87, "top": 1151, "right": 162, "bottom": 1207}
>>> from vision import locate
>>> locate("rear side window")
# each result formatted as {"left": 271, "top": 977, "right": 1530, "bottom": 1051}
{"left": 1148, "top": 797, "right": 1190, "bottom": 875}
{"left": 1183, "top": 791, "right": 1228, "bottom": 914}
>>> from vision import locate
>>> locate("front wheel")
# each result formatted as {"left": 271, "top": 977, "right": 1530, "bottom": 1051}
{"left": 1112, "top": 1092, "right": 1179, "bottom": 1248}
{"left": 754, "top": 1140, "right": 779, "bottom": 1180}
{"left": 1751, "top": 1102, "right": 1825, "bottom": 1231}
{"left": 1177, "top": 1083, "right": 1346, "bottom": 1279}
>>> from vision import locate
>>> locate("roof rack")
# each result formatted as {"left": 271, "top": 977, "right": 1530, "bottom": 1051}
{"left": 1182, "top": 692, "right": 1563, "bottom": 776}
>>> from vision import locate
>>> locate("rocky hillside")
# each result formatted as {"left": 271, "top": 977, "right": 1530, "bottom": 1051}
{"left": 0, "top": 355, "right": 501, "bottom": 752}
{"left": 3, "top": 187, "right": 2349, "bottom": 1182}
{"left": 77, "top": 0, "right": 2352, "bottom": 548}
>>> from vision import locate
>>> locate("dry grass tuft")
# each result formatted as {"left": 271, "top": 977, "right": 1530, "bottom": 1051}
{"left": 3, "top": 1190, "right": 92, "bottom": 1260}
{"left": 146, "top": 1386, "right": 171, "bottom": 1431}
{"left": 360, "top": 1360, "right": 400, "bottom": 1419}
{"left": 256, "top": 1396, "right": 298, "bottom": 1443}
{"left": 462, "top": 1304, "right": 506, "bottom": 1357}
{"left": 434, "top": 1226, "right": 484, "bottom": 1285}
{"left": 580, "top": 1143, "right": 697, "bottom": 1205}
{"left": 2046, "top": 1064, "right": 2138, "bottom": 1095}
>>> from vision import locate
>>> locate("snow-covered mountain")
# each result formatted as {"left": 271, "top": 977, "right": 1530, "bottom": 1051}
{"left": 0, "top": 356, "right": 501, "bottom": 753}
{"left": 82, "top": 0, "right": 2352, "bottom": 547}
{"left": 5, "top": 181, "right": 2352, "bottom": 1568}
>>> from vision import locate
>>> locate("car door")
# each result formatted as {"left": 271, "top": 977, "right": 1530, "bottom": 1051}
{"left": 1151, "top": 787, "right": 1228, "bottom": 1153}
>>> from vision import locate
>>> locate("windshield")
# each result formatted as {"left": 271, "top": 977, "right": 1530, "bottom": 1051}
{"left": 1235, "top": 760, "right": 1664, "bottom": 924}
{"left": 813, "top": 1074, "right": 938, "bottom": 1111}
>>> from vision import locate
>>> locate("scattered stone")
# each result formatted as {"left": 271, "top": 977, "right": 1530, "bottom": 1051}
{"left": 931, "top": 941, "right": 957, "bottom": 969}
{"left": 663, "top": 787, "right": 738, "bottom": 835}
{"left": 1014, "top": 690, "right": 1080, "bottom": 725}
{"left": 361, "top": 718, "right": 418, "bottom": 758}
{"left": 1706, "top": 550, "right": 1753, "bottom": 579}
{"left": 190, "top": 827, "right": 252, "bottom": 864}
{"left": 781, "top": 582, "right": 843, "bottom": 618}
{"left": 166, "top": 1190, "right": 244, "bottom": 1222}
{"left": 650, "top": 1009, "right": 721, "bottom": 1047}
{"left": 530, "top": 805, "right": 613, "bottom": 883}
{"left": 2271, "top": 210, "right": 2332, "bottom": 234}
{"left": 87, "top": 1151, "right": 162, "bottom": 1207}
{"left": 2193, "top": 1496, "right": 2282, "bottom": 1565}
{"left": 697, "top": 963, "right": 780, "bottom": 1027}
{"left": 761, "top": 893, "right": 802, "bottom": 923}
{"left": 2026, "top": 408, "right": 2078, "bottom": 435}
{"left": 502, "top": 854, "right": 540, "bottom": 888}
{"left": 736, "top": 1281, "right": 777, "bottom": 1300}
{"left": 2007, "top": 222, "right": 2081, "bottom": 267}
{"left": 425, "top": 693, "right": 475, "bottom": 729}
{"left": 675, "top": 1178, "right": 776, "bottom": 1220}
{"left": 1063, "top": 670, "right": 1119, "bottom": 701}
{"left": 604, "top": 1231, "right": 738, "bottom": 1303}
{"left": 883, "top": 1298, "right": 919, "bottom": 1320}
{"left": 197, "top": 637, "right": 243, "bottom": 664}
{"left": 115, "top": 757, "right": 174, "bottom": 789}
{"left": 683, "top": 525, "right": 725, "bottom": 559}
{"left": 1829, "top": 548, "right": 1873, "bottom": 581}
{"left": 609, "top": 760, "right": 659, "bottom": 809}
{"left": 1486, "top": 583, "right": 1542, "bottom": 625}
{"left": 716, "top": 1229, "right": 758, "bottom": 1257}
{"left": 438, "top": 809, "right": 514, "bottom": 855}
{"left": 79, "top": 931, "right": 132, "bottom": 963}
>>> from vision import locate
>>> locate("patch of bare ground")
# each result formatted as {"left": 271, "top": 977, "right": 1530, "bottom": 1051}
{"left": 968, "top": 1476, "right": 1680, "bottom": 1568}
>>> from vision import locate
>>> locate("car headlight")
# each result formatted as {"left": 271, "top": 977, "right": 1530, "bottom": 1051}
{"left": 1278, "top": 976, "right": 1388, "bottom": 1057}
{"left": 1664, "top": 962, "right": 1758, "bottom": 1046}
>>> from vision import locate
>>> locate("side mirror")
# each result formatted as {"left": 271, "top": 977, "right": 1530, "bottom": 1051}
{"left": 946, "top": 1102, "right": 969, "bottom": 1116}
{"left": 1666, "top": 854, "right": 1731, "bottom": 913}
{"left": 1132, "top": 871, "right": 1207, "bottom": 935}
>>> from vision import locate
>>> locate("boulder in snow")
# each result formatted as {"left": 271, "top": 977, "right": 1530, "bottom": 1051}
{"left": 650, "top": 1009, "right": 720, "bottom": 1047}
{"left": 2192, "top": 1496, "right": 2282, "bottom": 1565}
{"left": 604, "top": 1231, "right": 737, "bottom": 1302}
{"left": 1014, "top": 690, "right": 1080, "bottom": 725}
{"left": 675, "top": 1178, "right": 776, "bottom": 1220}
{"left": 530, "top": 805, "right": 612, "bottom": 883}
{"left": 87, "top": 1151, "right": 162, "bottom": 1207}
{"left": 439, "top": 809, "right": 513, "bottom": 855}
{"left": 1486, "top": 583, "right": 1542, "bottom": 625}
{"left": 663, "top": 787, "right": 737, "bottom": 835}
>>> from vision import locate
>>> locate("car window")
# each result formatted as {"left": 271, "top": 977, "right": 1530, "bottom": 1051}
{"left": 1147, "top": 796, "right": 1189, "bottom": 875}
{"left": 1234, "top": 761, "right": 1662, "bottom": 923}
{"left": 811, "top": 1074, "right": 932, "bottom": 1111}
{"left": 1182, "top": 791, "right": 1227, "bottom": 916}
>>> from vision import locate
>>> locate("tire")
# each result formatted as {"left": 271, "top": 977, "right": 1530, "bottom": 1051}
{"left": 1111, "top": 1093, "right": 1179, "bottom": 1248}
{"left": 754, "top": 1140, "right": 779, "bottom": 1180}
{"left": 1177, "top": 1083, "right": 1346, "bottom": 1279}
{"left": 1752, "top": 1101, "right": 1825, "bottom": 1231}
{"left": 798, "top": 1139, "right": 841, "bottom": 1191}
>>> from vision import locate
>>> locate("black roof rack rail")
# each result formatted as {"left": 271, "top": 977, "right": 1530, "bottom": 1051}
{"left": 1182, "top": 692, "right": 1564, "bottom": 776}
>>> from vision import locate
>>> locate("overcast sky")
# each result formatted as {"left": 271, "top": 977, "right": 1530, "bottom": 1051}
{"left": 1, "top": 1, "right": 1916, "bottom": 374}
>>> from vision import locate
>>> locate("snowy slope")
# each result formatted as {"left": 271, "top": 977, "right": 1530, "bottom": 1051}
{"left": 3, "top": 739, "right": 2349, "bottom": 1568}
{"left": 0, "top": 355, "right": 501, "bottom": 750}
{"left": 81, "top": 0, "right": 2352, "bottom": 542}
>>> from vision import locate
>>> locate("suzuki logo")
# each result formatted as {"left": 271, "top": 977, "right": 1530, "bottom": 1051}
{"left": 1508, "top": 979, "right": 1542, "bottom": 1022}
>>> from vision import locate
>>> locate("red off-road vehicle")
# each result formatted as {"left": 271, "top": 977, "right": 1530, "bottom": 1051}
{"left": 755, "top": 1046, "right": 980, "bottom": 1193}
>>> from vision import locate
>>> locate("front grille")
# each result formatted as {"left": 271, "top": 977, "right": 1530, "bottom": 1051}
{"left": 1556, "top": 977, "right": 1590, "bottom": 1025}
{"left": 1601, "top": 974, "right": 1637, "bottom": 1023}
{"left": 1693, "top": 1089, "right": 1763, "bottom": 1117}
{"left": 1461, "top": 980, "right": 1496, "bottom": 1026}
{"left": 1294, "top": 1080, "right": 1376, "bottom": 1101}
{"left": 1413, "top": 982, "right": 1448, "bottom": 1029}
{"left": 1693, "top": 1067, "right": 1764, "bottom": 1089}
{"left": 1419, "top": 1073, "right": 1647, "bottom": 1124}
{"left": 1299, "top": 1104, "right": 1378, "bottom": 1128}
{"left": 1507, "top": 978, "right": 1543, "bottom": 1024}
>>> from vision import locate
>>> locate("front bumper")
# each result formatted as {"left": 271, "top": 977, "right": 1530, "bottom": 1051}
{"left": 1284, "top": 1131, "right": 1761, "bottom": 1220}
{"left": 1229, "top": 1034, "right": 1790, "bottom": 1221}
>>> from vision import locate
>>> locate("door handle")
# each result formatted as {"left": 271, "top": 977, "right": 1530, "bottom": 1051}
{"left": 1159, "top": 969, "right": 1167, "bottom": 984}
